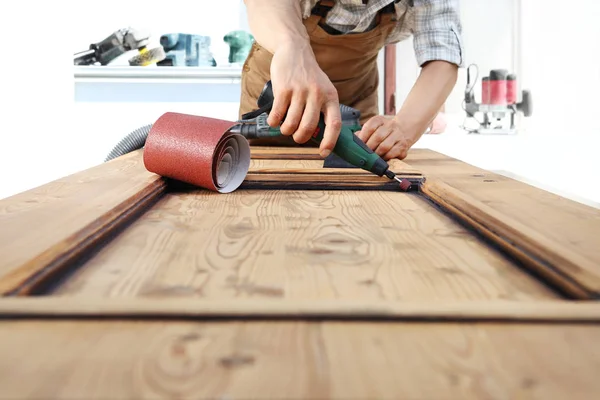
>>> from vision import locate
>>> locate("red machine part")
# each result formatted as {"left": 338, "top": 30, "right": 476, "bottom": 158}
{"left": 481, "top": 76, "right": 490, "bottom": 104}
{"left": 489, "top": 69, "right": 508, "bottom": 105}
{"left": 506, "top": 73, "right": 518, "bottom": 104}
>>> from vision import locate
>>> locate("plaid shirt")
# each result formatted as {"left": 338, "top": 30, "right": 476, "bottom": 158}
{"left": 300, "top": 0, "right": 464, "bottom": 67}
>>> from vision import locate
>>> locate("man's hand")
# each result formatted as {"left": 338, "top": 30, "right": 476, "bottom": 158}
{"left": 356, "top": 115, "right": 419, "bottom": 160}
{"left": 244, "top": 0, "right": 342, "bottom": 157}
{"left": 269, "top": 42, "right": 342, "bottom": 157}
{"left": 358, "top": 60, "right": 458, "bottom": 160}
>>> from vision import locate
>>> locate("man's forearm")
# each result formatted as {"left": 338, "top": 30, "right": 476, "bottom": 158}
{"left": 244, "top": 0, "right": 310, "bottom": 53}
{"left": 394, "top": 61, "right": 458, "bottom": 137}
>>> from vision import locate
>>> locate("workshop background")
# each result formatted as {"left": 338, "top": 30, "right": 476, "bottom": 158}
{"left": 1, "top": 0, "right": 599, "bottom": 205}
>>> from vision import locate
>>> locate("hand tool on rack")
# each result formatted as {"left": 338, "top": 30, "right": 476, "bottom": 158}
{"left": 231, "top": 81, "right": 412, "bottom": 191}
{"left": 462, "top": 63, "right": 532, "bottom": 134}
{"left": 74, "top": 28, "right": 166, "bottom": 66}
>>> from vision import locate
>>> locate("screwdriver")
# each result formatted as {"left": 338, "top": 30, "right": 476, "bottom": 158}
{"left": 231, "top": 82, "right": 411, "bottom": 191}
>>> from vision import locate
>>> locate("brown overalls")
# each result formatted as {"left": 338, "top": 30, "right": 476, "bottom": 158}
{"left": 239, "top": 0, "right": 398, "bottom": 146}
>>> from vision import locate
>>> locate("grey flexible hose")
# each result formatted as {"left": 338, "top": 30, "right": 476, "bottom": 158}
{"left": 104, "top": 124, "right": 153, "bottom": 162}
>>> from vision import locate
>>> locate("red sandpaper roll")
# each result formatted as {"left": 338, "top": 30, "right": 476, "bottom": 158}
{"left": 143, "top": 112, "right": 251, "bottom": 193}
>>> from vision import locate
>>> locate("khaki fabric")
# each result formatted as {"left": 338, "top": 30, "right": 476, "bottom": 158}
{"left": 239, "top": 3, "right": 397, "bottom": 146}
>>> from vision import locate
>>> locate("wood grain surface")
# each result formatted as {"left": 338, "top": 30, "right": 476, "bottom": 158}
{"left": 409, "top": 149, "right": 600, "bottom": 299}
{"left": 0, "top": 150, "right": 167, "bottom": 296}
{"left": 250, "top": 146, "right": 323, "bottom": 160}
{"left": 3, "top": 297, "right": 600, "bottom": 322}
{"left": 1, "top": 320, "right": 599, "bottom": 399}
{"left": 243, "top": 155, "right": 423, "bottom": 190}
{"left": 422, "top": 179, "right": 600, "bottom": 299}
{"left": 248, "top": 158, "right": 420, "bottom": 175}
{"left": 52, "top": 189, "right": 557, "bottom": 300}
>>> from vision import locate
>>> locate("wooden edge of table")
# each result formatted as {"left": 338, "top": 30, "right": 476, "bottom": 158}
{"left": 1, "top": 298, "right": 600, "bottom": 323}
{"left": 0, "top": 176, "right": 168, "bottom": 297}
{"left": 420, "top": 178, "right": 600, "bottom": 300}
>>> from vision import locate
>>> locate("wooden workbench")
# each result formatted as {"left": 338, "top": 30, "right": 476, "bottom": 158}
{"left": 1, "top": 146, "right": 599, "bottom": 399}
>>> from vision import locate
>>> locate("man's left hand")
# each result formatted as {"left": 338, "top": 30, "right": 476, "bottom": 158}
{"left": 356, "top": 115, "right": 419, "bottom": 161}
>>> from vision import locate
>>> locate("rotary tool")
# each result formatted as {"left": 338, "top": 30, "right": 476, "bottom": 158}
{"left": 231, "top": 81, "right": 411, "bottom": 191}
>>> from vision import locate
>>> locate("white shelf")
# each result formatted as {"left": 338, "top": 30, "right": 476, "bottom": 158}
{"left": 74, "top": 66, "right": 244, "bottom": 103}
{"left": 74, "top": 66, "right": 243, "bottom": 84}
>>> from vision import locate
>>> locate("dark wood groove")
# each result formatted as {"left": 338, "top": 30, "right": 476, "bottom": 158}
{"left": 2, "top": 298, "right": 600, "bottom": 323}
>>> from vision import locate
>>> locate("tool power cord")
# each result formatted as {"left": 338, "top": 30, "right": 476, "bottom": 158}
{"left": 104, "top": 124, "right": 153, "bottom": 162}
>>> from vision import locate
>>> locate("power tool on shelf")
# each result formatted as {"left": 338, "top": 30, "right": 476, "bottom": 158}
{"left": 230, "top": 80, "right": 411, "bottom": 191}
{"left": 223, "top": 30, "right": 255, "bottom": 64}
{"left": 156, "top": 33, "right": 216, "bottom": 67}
{"left": 461, "top": 63, "right": 532, "bottom": 135}
{"left": 74, "top": 27, "right": 166, "bottom": 66}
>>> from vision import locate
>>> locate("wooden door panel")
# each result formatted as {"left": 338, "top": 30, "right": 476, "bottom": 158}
{"left": 2, "top": 144, "right": 600, "bottom": 398}
{"left": 1, "top": 146, "right": 598, "bottom": 300}
{"left": 50, "top": 188, "right": 557, "bottom": 300}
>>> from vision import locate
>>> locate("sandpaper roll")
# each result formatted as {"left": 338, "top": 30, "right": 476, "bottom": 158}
{"left": 143, "top": 112, "right": 251, "bottom": 193}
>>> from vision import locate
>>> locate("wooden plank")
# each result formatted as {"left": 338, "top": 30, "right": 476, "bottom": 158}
{"left": 242, "top": 174, "right": 422, "bottom": 191}
{"left": 0, "top": 150, "right": 167, "bottom": 296}
{"left": 422, "top": 179, "right": 600, "bottom": 299}
{"left": 248, "top": 158, "right": 421, "bottom": 175}
{"left": 407, "top": 149, "right": 600, "bottom": 299}
{"left": 250, "top": 145, "right": 322, "bottom": 160}
{"left": 243, "top": 157, "right": 423, "bottom": 190}
{"left": 2, "top": 298, "right": 600, "bottom": 322}
{"left": 52, "top": 190, "right": 558, "bottom": 300}
{"left": 1, "top": 320, "right": 599, "bottom": 399}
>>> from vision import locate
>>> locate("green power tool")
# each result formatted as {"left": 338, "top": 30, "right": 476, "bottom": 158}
{"left": 231, "top": 81, "right": 411, "bottom": 191}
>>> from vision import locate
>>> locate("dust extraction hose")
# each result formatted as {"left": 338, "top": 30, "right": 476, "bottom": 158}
{"left": 104, "top": 124, "right": 153, "bottom": 162}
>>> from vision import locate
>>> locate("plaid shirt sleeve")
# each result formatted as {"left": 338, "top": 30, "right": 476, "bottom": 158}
{"left": 409, "top": 0, "right": 464, "bottom": 67}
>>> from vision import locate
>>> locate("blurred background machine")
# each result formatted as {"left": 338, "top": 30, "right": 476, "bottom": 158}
{"left": 462, "top": 64, "right": 532, "bottom": 134}
{"left": 73, "top": 27, "right": 166, "bottom": 66}
{"left": 223, "top": 30, "right": 254, "bottom": 64}
{"left": 74, "top": 28, "right": 255, "bottom": 68}
{"left": 156, "top": 33, "right": 216, "bottom": 67}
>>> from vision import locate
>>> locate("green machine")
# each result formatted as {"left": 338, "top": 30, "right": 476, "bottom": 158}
{"left": 223, "top": 30, "right": 254, "bottom": 64}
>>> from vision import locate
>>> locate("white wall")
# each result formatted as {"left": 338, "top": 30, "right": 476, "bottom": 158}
{"left": 2, "top": 0, "right": 600, "bottom": 204}
{"left": 519, "top": 0, "right": 600, "bottom": 137}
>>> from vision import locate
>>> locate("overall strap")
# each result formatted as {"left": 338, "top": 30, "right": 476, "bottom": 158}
{"left": 311, "top": 0, "right": 335, "bottom": 17}
{"left": 305, "top": 0, "right": 335, "bottom": 33}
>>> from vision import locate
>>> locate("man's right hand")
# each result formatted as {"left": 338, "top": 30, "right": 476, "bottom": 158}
{"left": 267, "top": 42, "right": 342, "bottom": 157}
{"left": 244, "top": 0, "right": 341, "bottom": 157}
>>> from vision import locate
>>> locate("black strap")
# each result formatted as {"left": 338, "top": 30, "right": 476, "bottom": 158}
{"left": 311, "top": 1, "right": 334, "bottom": 17}
{"left": 381, "top": 3, "right": 395, "bottom": 14}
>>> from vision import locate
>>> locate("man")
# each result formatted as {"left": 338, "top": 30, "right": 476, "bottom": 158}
{"left": 240, "top": 0, "right": 463, "bottom": 160}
